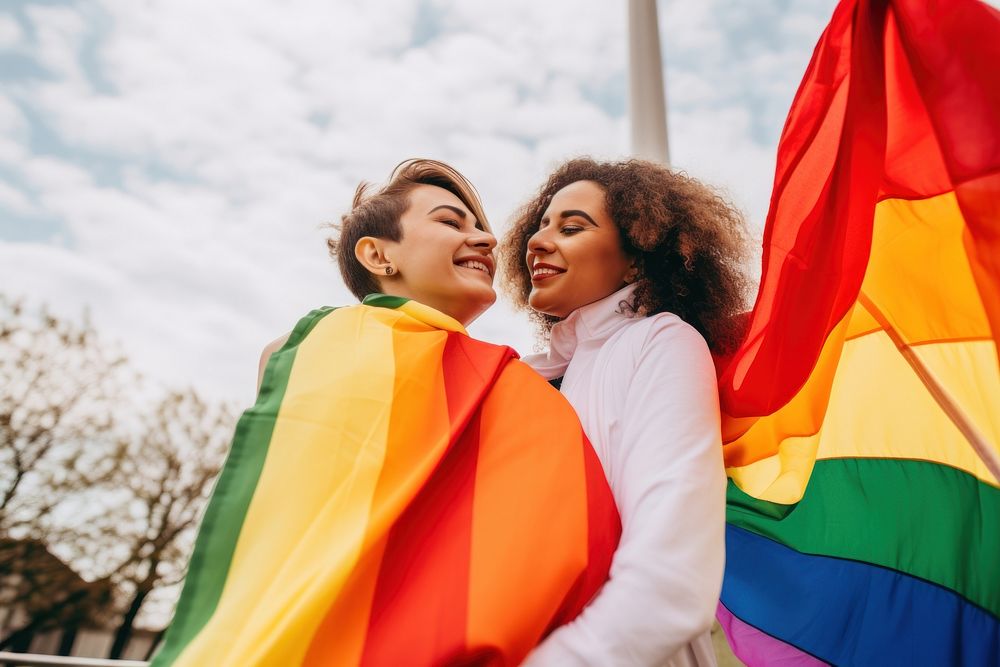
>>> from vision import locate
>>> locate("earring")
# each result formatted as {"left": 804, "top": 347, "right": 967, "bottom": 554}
{"left": 385, "top": 266, "right": 394, "bottom": 276}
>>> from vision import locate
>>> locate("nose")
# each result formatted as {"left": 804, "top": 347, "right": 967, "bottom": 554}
{"left": 467, "top": 229, "right": 497, "bottom": 252}
{"left": 527, "top": 226, "right": 554, "bottom": 255}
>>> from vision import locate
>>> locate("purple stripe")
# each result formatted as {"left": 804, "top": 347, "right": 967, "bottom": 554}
{"left": 716, "top": 602, "right": 826, "bottom": 666}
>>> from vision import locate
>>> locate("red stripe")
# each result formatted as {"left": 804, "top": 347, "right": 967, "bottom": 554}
{"left": 542, "top": 434, "right": 621, "bottom": 634}
{"left": 719, "top": 0, "right": 888, "bottom": 417}
{"left": 360, "top": 421, "right": 481, "bottom": 666}
{"left": 720, "top": 0, "right": 1000, "bottom": 420}
{"left": 891, "top": 0, "right": 1000, "bottom": 366}
{"left": 891, "top": 0, "right": 1000, "bottom": 183}
{"left": 879, "top": 8, "right": 951, "bottom": 200}
{"left": 439, "top": 335, "right": 517, "bottom": 425}
{"left": 360, "top": 335, "right": 513, "bottom": 665}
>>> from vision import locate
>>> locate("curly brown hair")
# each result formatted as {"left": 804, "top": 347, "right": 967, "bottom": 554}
{"left": 500, "top": 157, "right": 753, "bottom": 354}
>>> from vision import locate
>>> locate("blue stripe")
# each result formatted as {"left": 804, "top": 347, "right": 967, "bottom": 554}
{"left": 721, "top": 525, "right": 1000, "bottom": 666}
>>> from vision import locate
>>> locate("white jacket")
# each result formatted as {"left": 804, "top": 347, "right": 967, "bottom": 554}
{"left": 521, "top": 285, "right": 725, "bottom": 667}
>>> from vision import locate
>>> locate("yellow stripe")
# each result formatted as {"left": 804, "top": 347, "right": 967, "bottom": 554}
{"left": 397, "top": 300, "right": 467, "bottom": 334}
{"left": 862, "top": 193, "right": 992, "bottom": 344}
{"left": 729, "top": 332, "right": 999, "bottom": 501}
{"left": 727, "top": 193, "right": 1000, "bottom": 502}
{"left": 303, "top": 307, "right": 454, "bottom": 666}
{"left": 174, "top": 306, "right": 398, "bottom": 666}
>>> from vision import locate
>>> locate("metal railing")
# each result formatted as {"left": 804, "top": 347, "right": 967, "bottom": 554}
{"left": 0, "top": 652, "right": 146, "bottom": 667}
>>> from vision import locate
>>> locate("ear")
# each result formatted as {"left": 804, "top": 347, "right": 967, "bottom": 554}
{"left": 624, "top": 256, "right": 641, "bottom": 284}
{"left": 355, "top": 236, "right": 396, "bottom": 277}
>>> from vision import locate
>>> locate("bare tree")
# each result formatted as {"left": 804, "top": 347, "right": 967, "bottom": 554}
{"left": 0, "top": 295, "right": 128, "bottom": 536}
{"left": 0, "top": 295, "right": 130, "bottom": 650}
{"left": 0, "top": 296, "right": 235, "bottom": 657}
{"left": 102, "top": 390, "right": 234, "bottom": 659}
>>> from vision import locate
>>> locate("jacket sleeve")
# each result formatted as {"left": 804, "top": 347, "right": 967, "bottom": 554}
{"left": 521, "top": 317, "right": 726, "bottom": 666}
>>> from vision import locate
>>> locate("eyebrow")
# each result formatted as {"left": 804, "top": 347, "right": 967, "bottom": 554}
{"left": 428, "top": 204, "right": 467, "bottom": 218}
{"left": 560, "top": 209, "right": 598, "bottom": 226}
{"left": 428, "top": 204, "right": 485, "bottom": 231}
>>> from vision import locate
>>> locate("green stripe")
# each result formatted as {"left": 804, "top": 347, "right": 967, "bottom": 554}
{"left": 362, "top": 293, "right": 409, "bottom": 310}
{"left": 151, "top": 307, "right": 338, "bottom": 665}
{"left": 727, "top": 457, "right": 1000, "bottom": 618}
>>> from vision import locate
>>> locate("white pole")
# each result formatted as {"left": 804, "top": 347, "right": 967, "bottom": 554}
{"left": 628, "top": 0, "right": 669, "bottom": 165}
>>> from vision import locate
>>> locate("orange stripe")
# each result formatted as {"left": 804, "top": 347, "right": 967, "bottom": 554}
{"left": 545, "top": 432, "right": 621, "bottom": 629}
{"left": 466, "top": 361, "right": 590, "bottom": 663}
{"left": 299, "top": 535, "right": 388, "bottom": 667}
{"left": 956, "top": 172, "right": 1000, "bottom": 370}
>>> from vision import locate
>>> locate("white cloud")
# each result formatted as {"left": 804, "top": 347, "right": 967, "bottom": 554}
{"left": 23, "top": 154, "right": 94, "bottom": 192}
{"left": 0, "top": 96, "right": 27, "bottom": 140}
{"left": 24, "top": 4, "right": 89, "bottom": 84}
{"left": 0, "top": 13, "right": 23, "bottom": 49}
{"left": 0, "top": 0, "right": 837, "bottom": 403}
{"left": 0, "top": 120, "right": 28, "bottom": 170}
{"left": 0, "top": 180, "right": 34, "bottom": 215}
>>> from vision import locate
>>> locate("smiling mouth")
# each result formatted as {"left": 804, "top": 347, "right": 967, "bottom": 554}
{"left": 531, "top": 264, "right": 565, "bottom": 281}
{"left": 456, "top": 259, "right": 493, "bottom": 277}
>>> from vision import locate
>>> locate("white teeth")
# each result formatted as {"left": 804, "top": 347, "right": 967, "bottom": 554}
{"left": 532, "top": 267, "right": 562, "bottom": 276}
{"left": 458, "top": 260, "right": 490, "bottom": 275}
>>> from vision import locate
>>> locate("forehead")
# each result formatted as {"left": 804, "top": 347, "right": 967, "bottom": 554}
{"left": 544, "top": 180, "right": 607, "bottom": 214}
{"left": 407, "top": 184, "right": 472, "bottom": 217}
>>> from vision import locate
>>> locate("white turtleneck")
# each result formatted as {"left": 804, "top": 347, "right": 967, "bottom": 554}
{"left": 520, "top": 285, "right": 725, "bottom": 667}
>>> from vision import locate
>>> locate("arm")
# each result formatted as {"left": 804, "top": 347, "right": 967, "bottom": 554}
{"left": 257, "top": 333, "right": 290, "bottom": 392}
{"left": 523, "top": 317, "right": 726, "bottom": 666}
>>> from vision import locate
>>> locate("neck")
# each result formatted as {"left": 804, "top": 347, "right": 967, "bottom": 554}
{"left": 377, "top": 288, "right": 482, "bottom": 327}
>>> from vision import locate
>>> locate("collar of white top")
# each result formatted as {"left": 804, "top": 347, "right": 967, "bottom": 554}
{"left": 525, "top": 284, "right": 639, "bottom": 380}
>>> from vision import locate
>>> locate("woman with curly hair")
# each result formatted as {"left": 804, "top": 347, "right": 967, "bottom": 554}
{"left": 501, "top": 157, "right": 753, "bottom": 667}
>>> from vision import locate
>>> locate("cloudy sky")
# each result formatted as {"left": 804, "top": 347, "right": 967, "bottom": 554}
{"left": 1, "top": 0, "right": 841, "bottom": 405}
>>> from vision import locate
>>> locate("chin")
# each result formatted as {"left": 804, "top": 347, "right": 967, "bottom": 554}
{"left": 470, "top": 282, "right": 497, "bottom": 305}
{"left": 528, "top": 291, "right": 566, "bottom": 319}
{"left": 453, "top": 286, "right": 497, "bottom": 324}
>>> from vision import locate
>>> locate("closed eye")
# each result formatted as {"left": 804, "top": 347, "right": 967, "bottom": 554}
{"left": 560, "top": 225, "right": 584, "bottom": 235}
{"left": 440, "top": 219, "right": 461, "bottom": 229}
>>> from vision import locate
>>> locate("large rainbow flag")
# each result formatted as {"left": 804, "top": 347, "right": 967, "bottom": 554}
{"left": 716, "top": 0, "right": 1000, "bottom": 664}
{"left": 152, "top": 296, "right": 620, "bottom": 666}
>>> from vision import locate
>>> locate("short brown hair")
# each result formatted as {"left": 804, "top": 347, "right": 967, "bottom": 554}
{"left": 500, "top": 157, "right": 753, "bottom": 354}
{"left": 327, "top": 159, "right": 490, "bottom": 300}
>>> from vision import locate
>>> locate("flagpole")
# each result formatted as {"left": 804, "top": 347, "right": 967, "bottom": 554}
{"left": 628, "top": 0, "right": 669, "bottom": 165}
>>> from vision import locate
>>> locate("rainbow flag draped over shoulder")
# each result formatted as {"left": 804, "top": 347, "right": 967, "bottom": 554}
{"left": 716, "top": 0, "right": 1000, "bottom": 664}
{"left": 152, "top": 296, "right": 620, "bottom": 667}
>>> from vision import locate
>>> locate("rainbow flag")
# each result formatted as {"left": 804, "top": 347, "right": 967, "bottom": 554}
{"left": 716, "top": 0, "right": 1000, "bottom": 664}
{"left": 152, "top": 296, "right": 620, "bottom": 666}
